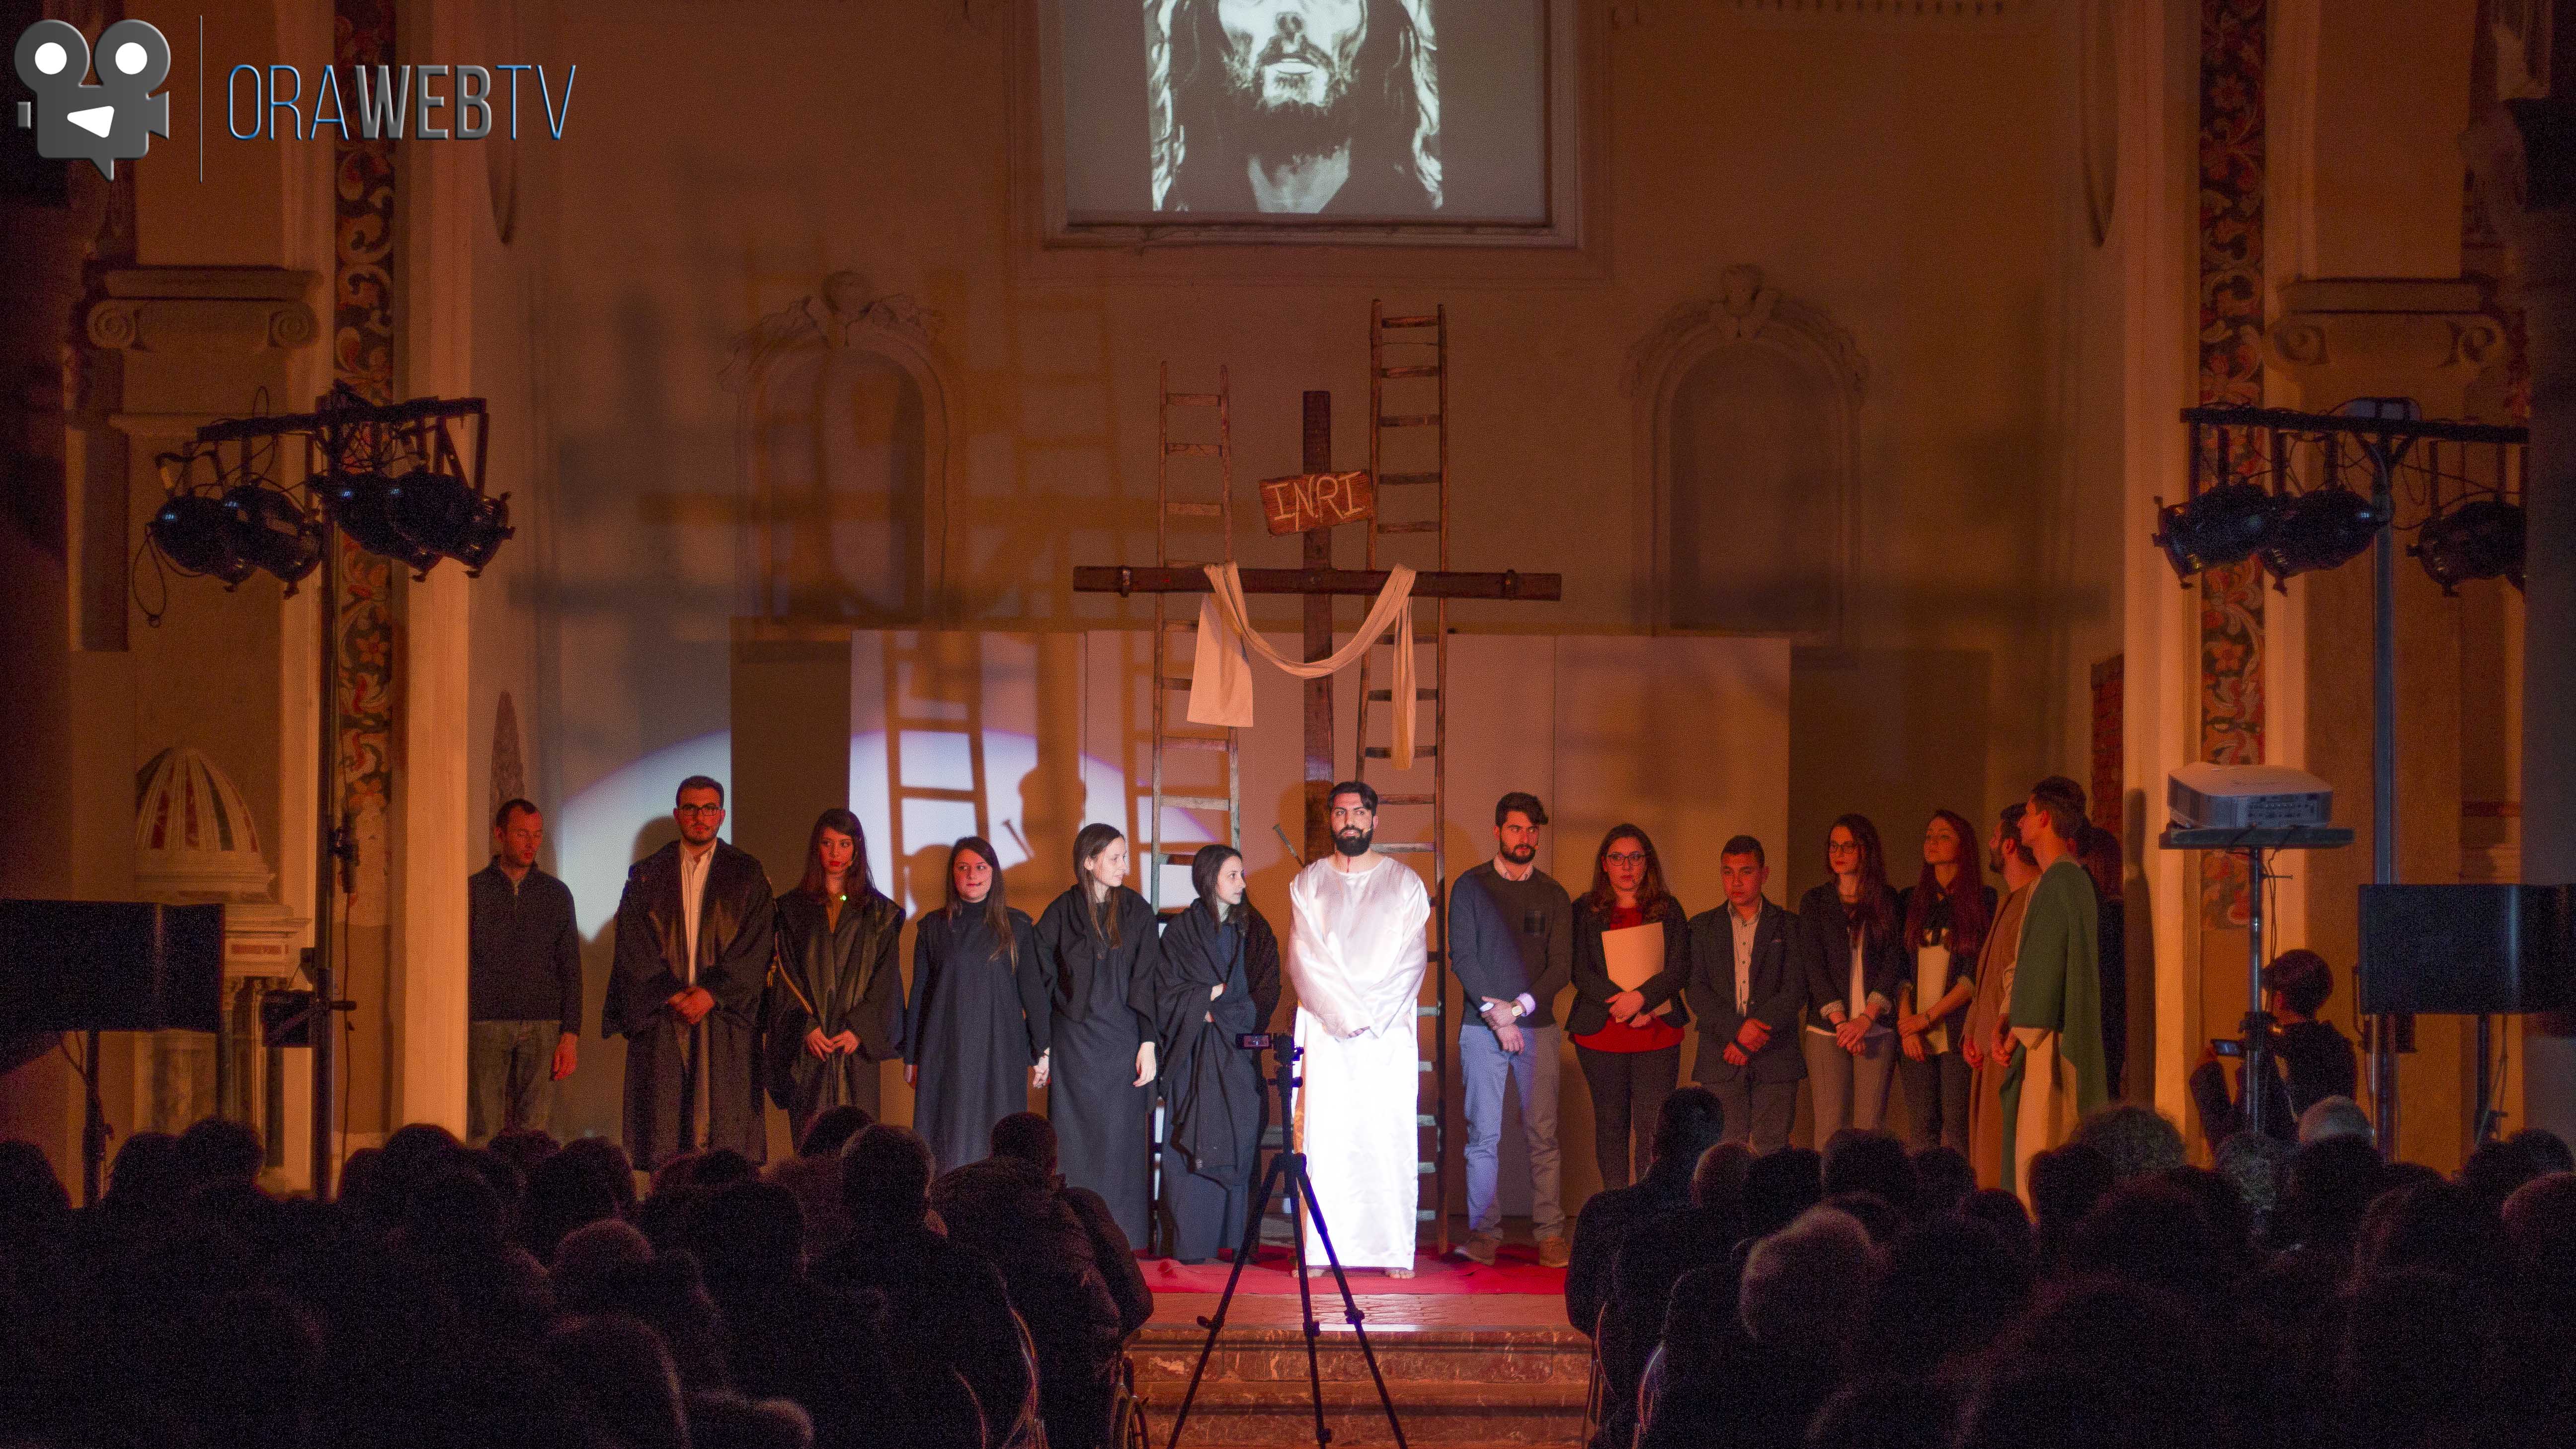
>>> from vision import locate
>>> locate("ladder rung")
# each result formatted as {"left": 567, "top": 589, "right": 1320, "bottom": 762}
{"left": 1416, "top": 1163, "right": 1435, "bottom": 1176}
{"left": 1380, "top": 314, "right": 1440, "bottom": 328}
{"left": 1376, "top": 365, "right": 1441, "bottom": 379}
{"left": 1416, "top": 1004, "right": 1441, "bottom": 1017}
{"left": 1158, "top": 851, "right": 1207, "bottom": 866}
{"left": 1377, "top": 414, "right": 1440, "bottom": 428}
{"left": 1374, "top": 792, "right": 1434, "bottom": 805}
{"left": 1167, "top": 502, "right": 1222, "bottom": 517}
{"left": 1165, "top": 442, "right": 1223, "bottom": 457}
{"left": 1377, "top": 472, "right": 1441, "bottom": 486}
{"left": 1159, "top": 675, "right": 1197, "bottom": 690}
{"left": 1158, "top": 794, "right": 1232, "bottom": 811}
{"left": 1416, "top": 1209, "right": 1439, "bottom": 1221}
{"left": 1417, "top": 1060, "right": 1432, "bottom": 1073}
{"left": 1364, "top": 746, "right": 1438, "bottom": 760}
{"left": 1365, "top": 689, "right": 1440, "bottom": 702}
{"left": 889, "top": 786, "right": 980, "bottom": 803}
{"left": 1161, "top": 734, "right": 1231, "bottom": 751}
{"left": 1375, "top": 520, "right": 1441, "bottom": 535}
{"left": 1166, "top": 392, "right": 1222, "bottom": 406}
{"left": 1416, "top": 1114, "right": 1438, "bottom": 1126}
{"left": 1377, "top": 841, "right": 1433, "bottom": 853}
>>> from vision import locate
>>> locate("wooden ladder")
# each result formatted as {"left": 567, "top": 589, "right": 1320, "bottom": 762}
{"left": 1354, "top": 301, "right": 1453, "bottom": 1254}
{"left": 1146, "top": 363, "right": 1241, "bottom": 912}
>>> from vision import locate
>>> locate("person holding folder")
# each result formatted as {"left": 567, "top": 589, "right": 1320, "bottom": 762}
{"left": 1569, "top": 825, "right": 1691, "bottom": 1191}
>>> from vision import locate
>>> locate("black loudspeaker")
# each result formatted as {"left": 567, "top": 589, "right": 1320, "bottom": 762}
{"left": 0, "top": 900, "right": 225, "bottom": 1033}
{"left": 2358, "top": 884, "right": 2576, "bottom": 1015}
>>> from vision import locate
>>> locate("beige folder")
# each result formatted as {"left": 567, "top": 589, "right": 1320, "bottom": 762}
{"left": 1602, "top": 921, "right": 1666, "bottom": 992}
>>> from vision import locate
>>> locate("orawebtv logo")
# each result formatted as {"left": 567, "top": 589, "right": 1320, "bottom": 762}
{"left": 13, "top": 18, "right": 172, "bottom": 179}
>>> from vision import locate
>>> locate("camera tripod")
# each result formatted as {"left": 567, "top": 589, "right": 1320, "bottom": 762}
{"left": 1160, "top": 1036, "right": 1408, "bottom": 1449}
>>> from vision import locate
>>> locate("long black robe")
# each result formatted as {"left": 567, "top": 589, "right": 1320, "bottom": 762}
{"left": 1034, "top": 886, "right": 1162, "bottom": 1245}
{"left": 1151, "top": 899, "right": 1281, "bottom": 1262}
{"left": 764, "top": 886, "right": 906, "bottom": 1140}
{"left": 904, "top": 906, "right": 1046, "bottom": 1175}
{"left": 606, "top": 839, "right": 774, "bottom": 1169}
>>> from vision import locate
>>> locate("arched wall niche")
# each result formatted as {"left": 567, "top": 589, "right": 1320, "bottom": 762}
{"left": 1627, "top": 264, "right": 1867, "bottom": 642}
{"left": 724, "top": 271, "right": 955, "bottom": 623}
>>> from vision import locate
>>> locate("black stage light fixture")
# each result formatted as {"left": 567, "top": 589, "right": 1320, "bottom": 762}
{"left": 149, "top": 493, "right": 256, "bottom": 585}
{"left": 2256, "top": 485, "right": 2386, "bottom": 583}
{"left": 2412, "top": 497, "right": 2526, "bottom": 595}
{"left": 2154, "top": 479, "right": 2275, "bottom": 580}
{"left": 219, "top": 483, "right": 325, "bottom": 588}
{"left": 322, "top": 469, "right": 443, "bottom": 576}
{"left": 386, "top": 470, "right": 515, "bottom": 573}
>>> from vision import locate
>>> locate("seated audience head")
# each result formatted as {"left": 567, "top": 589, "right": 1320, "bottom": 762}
{"left": 104, "top": 1129, "right": 181, "bottom": 1215}
{"left": 2065, "top": 1179, "right": 2223, "bottom": 1302}
{"left": 1822, "top": 1191, "right": 1904, "bottom": 1247}
{"left": 173, "top": 1118, "right": 265, "bottom": 1190}
{"left": 797, "top": 1105, "right": 874, "bottom": 1161}
{"left": 1964, "top": 1281, "right": 2214, "bottom": 1449}
{"left": 2279, "top": 1133, "right": 2386, "bottom": 1257}
{"left": 552, "top": 1216, "right": 653, "bottom": 1283}
{"left": 558, "top": 1135, "right": 642, "bottom": 1214}
{"left": 0, "top": 1139, "right": 71, "bottom": 1242}
{"left": 2026, "top": 1142, "right": 2113, "bottom": 1236}
{"left": 546, "top": 1313, "right": 691, "bottom": 1449}
{"left": 488, "top": 1126, "right": 562, "bottom": 1179}
{"left": 1912, "top": 1145, "right": 1976, "bottom": 1221}
{"left": 2458, "top": 1134, "right": 2549, "bottom": 1216}
{"left": 841, "top": 1125, "right": 935, "bottom": 1226}
{"left": 1739, "top": 1205, "right": 1871, "bottom": 1350}
{"left": 2259, "top": 948, "right": 2333, "bottom": 1020}
{"left": 1821, "top": 1129, "right": 1917, "bottom": 1216}
{"left": 2354, "top": 1178, "right": 2505, "bottom": 1284}
{"left": 2298, "top": 1094, "right": 2374, "bottom": 1147}
{"left": 526, "top": 1148, "right": 626, "bottom": 1262}
{"left": 2214, "top": 1131, "right": 2291, "bottom": 1221}
{"left": 989, "top": 1111, "right": 1061, "bottom": 1177}
{"left": 1650, "top": 1086, "right": 1728, "bottom": 1180}
{"left": 1957, "top": 1190, "right": 2036, "bottom": 1265}
{"left": 2502, "top": 1172, "right": 2576, "bottom": 1290}
{"left": 2511, "top": 1127, "right": 2575, "bottom": 1175}
{"left": 1691, "top": 1141, "right": 1753, "bottom": 1213}
{"left": 2069, "top": 1104, "right": 2184, "bottom": 1183}
{"left": 1805, "top": 1378, "right": 1957, "bottom": 1449}
{"left": 1864, "top": 1218, "right": 2036, "bottom": 1379}
{"left": 1743, "top": 1145, "right": 1826, "bottom": 1240}
{"left": 685, "top": 1179, "right": 806, "bottom": 1285}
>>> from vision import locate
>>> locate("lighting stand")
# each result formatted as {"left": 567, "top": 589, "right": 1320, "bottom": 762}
{"left": 1159, "top": 1039, "right": 1408, "bottom": 1449}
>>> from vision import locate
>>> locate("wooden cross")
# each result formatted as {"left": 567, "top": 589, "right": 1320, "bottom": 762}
{"left": 1073, "top": 391, "right": 1561, "bottom": 859}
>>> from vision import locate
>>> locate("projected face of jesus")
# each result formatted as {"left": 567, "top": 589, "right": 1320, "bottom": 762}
{"left": 1218, "top": 0, "right": 1367, "bottom": 160}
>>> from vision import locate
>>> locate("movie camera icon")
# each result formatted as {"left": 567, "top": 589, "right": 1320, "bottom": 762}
{"left": 13, "top": 18, "right": 172, "bottom": 179}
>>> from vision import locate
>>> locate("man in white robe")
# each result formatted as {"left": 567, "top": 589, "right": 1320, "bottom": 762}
{"left": 1288, "top": 781, "right": 1431, "bottom": 1275}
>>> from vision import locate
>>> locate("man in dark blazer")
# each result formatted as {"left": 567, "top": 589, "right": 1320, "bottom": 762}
{"left": 608, "top": 774, "right": 776, "bottom": 1169}
{"left": 1685, "top": 835, "right": 1804, "bottom": 1154}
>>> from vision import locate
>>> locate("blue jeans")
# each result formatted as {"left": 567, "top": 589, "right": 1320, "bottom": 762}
{"left": 1460, "top": 1022, "right": 1564, "bottom": 1240}
{"left": 470, "top": 1018, "right": 558, "bottom": 1143}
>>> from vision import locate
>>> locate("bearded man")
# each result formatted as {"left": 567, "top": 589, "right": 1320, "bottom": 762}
{"left": 1285, "top": 780, "right": 1432, "bottom": 1274}
{"left": 1164, "top": 0, "right": 1441, "bottom": 215}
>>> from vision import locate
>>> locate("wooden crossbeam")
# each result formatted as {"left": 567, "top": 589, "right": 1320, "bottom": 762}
{"left": 1072, "top": 565, "right": 1560, "bottom": 600}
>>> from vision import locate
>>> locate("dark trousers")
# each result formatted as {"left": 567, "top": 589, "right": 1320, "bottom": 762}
{"left": 623, "top": 1009, "right": 764, "bottom": 1171}
{"left": 1896, "top": 1049, "right": 1971, "bottom": 1152}
{"left": 1707, "top": 1072, "right": 1799, "bottom": 1156}
{"left": 1578, "top": 1044, "right": 1680, "bottom": 1191}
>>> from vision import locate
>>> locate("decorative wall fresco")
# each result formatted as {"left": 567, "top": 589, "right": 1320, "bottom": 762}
{"left": 334, "top": 0, "right": 398, "bottom": 928}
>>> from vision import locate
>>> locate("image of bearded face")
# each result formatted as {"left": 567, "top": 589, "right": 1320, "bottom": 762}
{"left": 1217, "top": 0, "right": 1370, "bottom": 161}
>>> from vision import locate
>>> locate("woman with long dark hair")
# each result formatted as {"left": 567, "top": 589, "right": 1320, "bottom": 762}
{"left": 1152, "top": 844, "right": 1283, "bottom": 1264}
{"left": 1033, "top": 822, "right": 1164, "bottom": 1246}
{"left": 1893, "top": 810, "right": 1994, "bottom": 1152}
{"left": 903, "top": 836, "right": 1046, "bottom": 1173}
{"left": 763, "top": 809, "right": 906, "bottom": 1140}
{"left": 1568, "top": 824, "right": 1691, "bottom": 1191}
{"left": 1796, "top": 814, "right": 1907, "bottom": 1138}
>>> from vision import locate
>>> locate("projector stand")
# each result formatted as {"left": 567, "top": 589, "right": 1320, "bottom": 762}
{"left": 2160, "top": 825, "right": 2353, "bottom": 1143}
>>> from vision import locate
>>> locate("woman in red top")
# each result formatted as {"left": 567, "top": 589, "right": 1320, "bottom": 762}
{"left": 1569, "top": 824, "right": 1691, "bottom": 1191}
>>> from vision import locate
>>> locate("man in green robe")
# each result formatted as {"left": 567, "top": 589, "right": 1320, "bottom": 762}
{"left": 1999, "top": 775, "right": 2111, "bottom": 1199}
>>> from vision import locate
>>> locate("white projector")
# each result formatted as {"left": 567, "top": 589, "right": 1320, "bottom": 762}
{"left": 2168, "top": 763, "right": 2334, "bottom": 830}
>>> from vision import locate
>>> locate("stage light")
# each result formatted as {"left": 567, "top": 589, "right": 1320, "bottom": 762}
{"left": 2256, "top": 485, "right": 2386, "bottom": 583}
{"left": 218, "top": 483, "right": 324, "bottom": 588}
{"left": 2154, "top": 479, "right": 2275, "bottom": 580}
{"left": 148, "top": 493, "right": 255, "bottom": 585}
{"left": 321, "top": 469, "right": 443, "bottom": 576}
{"left": 386, "top": 470, "right": 514, "bottom": 573}
{"left": 2411, "top": 498, "right": 2526, "bottom": 595}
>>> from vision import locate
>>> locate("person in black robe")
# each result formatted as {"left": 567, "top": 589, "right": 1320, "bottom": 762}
{"left": 607, "top": 775, "right": 775, "bottom": 1169}
{"left": 1151, "top": 844, "right": 1282, "bottom": 1264}
{"left": 763, "top": 808, "right": 906, "bottom": 1142}
{"left": 1033, "top": 823, "right": 1163, "bottom": 1247}
{"left": 903, "top": 836, "right": 1046, "bottom": 1174}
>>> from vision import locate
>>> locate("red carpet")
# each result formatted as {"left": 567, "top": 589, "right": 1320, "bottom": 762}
{"left": 1143, "top": 1242, "right": 1567, "bottom": 1295}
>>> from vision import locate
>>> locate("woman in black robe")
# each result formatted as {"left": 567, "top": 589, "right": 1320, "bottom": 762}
{"left": 1034, "top": 823, "right": 1163, "bottom": 1247}
{"left": 1152, "top": 845, "right": 1282, "bottom": 1264}
{"left": 904, "top": 836, "right": 1046, "bottom": 1174}
{"left": 763, "top": 808, "right": 906, "bottom": 1141}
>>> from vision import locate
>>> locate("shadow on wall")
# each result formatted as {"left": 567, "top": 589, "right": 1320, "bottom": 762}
{"left": 1785, "top": 647, "right": 1994, "bottom": 909}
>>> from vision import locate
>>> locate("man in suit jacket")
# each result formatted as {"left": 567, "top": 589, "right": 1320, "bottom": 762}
{"left": 607, "top": 775, "right": 776, "bottom": 1169}
{"left": 1684, "top": 835, "right": 1804, "bottom": 1154}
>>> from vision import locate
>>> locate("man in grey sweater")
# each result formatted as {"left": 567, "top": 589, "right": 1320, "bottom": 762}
{"left": 1449, "top": 792, "right": 1576, "bottom": 1267}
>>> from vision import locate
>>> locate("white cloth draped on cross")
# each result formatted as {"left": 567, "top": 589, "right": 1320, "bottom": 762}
{"left": 1185, "top": 562, "right": 1422, "bottom": 768}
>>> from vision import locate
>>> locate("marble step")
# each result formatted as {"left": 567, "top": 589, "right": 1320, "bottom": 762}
{"left": 1131, "top": 1324, "right": 1591, "bottom": 1386}
{"left": 1128, "top": 1377, "right": 1587, "bottom": 1447}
